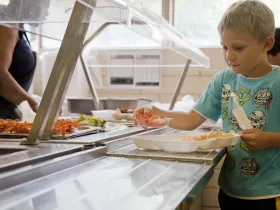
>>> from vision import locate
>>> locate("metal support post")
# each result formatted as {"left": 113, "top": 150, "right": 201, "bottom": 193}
{"left": 80, "top": 22, "right": 118, "bottom": 110}
{"left": 169, "top": 59, "right": 191, "bottom": 110}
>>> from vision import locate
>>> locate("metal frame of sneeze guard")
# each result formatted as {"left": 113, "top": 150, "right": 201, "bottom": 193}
{"left": 17, "top": 0, "right": 210, "bottom": 145}
{"left": 22, "top": 0, "right": 96, "bottom": 144}
{"left": 79, "top": 0, "right": 210, "bottom": 114}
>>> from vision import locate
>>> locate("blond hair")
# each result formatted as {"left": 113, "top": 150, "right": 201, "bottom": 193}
{"left": 218, "top": 0, "right": 275, "bottom": 42}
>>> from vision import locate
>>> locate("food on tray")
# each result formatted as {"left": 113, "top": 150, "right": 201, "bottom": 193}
{"left": 135, "top": 113, "right": 168, "bottom": 127}
{"left": 0, "top": 116, "right": 99, "bottom": 136}
{"left": 53, "top": 119, "right": 87, "bottom": 136}
{"left": 0, "top": 119, "right": 32, "bottom": 134}
{"left": 116, "top": 108, "right": 134, "bottom": 114}
{"left": 181, "top": 130, "right": 233, "bottom": 141}
{"left": 76, "top": 115, "right": 106, "bottom": 128}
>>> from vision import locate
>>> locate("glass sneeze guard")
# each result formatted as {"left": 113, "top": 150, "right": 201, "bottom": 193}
{"left": 0, "top": 0, "right": 210, "bottom": 144}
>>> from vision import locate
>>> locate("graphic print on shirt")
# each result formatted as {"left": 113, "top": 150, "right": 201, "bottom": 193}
{"left": 229, "top": 113, "right": 241, "bottom": 130}
{"left": 240, "top": 140, "right": 251, "bottom": 153}
{"left": 253, "top": 88, "right": 273, "bottom": 110}
{"left": 239, "top": 157, "right": 260, "bottom": 177}
{"left": 222, "top": 106, "right": 229, "bottom": 120}
{"left": 225, "top": 153, "right": 236, "bottom": 172}
{"left": 248, "top": 110, "right": 266, "bottom": 130}
{"left": 222, "top": 84, "right": 232, "bottom": 104}
{"left": 235, "top": 88, "right": 251, "bottom": 106}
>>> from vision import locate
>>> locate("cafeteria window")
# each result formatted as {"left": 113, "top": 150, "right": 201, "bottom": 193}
{"left": 174, "top": 0, "right": 280, "bottom": 47}
{"left": 0, "top": 0, "right": 8, "bottom": 5}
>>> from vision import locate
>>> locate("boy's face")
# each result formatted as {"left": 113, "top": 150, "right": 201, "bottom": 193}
{"left": 220, "top": 29, "right": 271, "bottom": 77}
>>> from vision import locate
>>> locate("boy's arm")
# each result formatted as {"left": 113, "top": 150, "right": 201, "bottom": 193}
{"left": 144, "top": 71, "right": 225, "bottom": 131}
{"left": 266, "top": 132, "right": 280, "bottom": 148}
{"left": 152, "top": 106, "right": 206, "bottom": 130}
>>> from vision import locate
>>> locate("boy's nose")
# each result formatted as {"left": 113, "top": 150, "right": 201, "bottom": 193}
{"left": 226, "top": 50, "right": 235, "bottom": 61}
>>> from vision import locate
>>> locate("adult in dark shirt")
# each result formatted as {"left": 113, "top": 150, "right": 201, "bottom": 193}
{"left": 0, "top": 0, "right": 49, "bottom": 119}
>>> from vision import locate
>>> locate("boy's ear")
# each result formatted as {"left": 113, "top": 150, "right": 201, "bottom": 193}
{"left": 264, "top": 36, "right": 275, "bottom": 52}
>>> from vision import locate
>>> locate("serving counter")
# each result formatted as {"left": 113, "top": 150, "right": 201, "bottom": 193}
{"left": 0, "top": 127, "right": 224, "bottom": 210}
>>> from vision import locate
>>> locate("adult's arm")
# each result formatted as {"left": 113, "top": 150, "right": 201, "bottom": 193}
{"left": 0, "top": 25, "right": 36, "bottom": 110}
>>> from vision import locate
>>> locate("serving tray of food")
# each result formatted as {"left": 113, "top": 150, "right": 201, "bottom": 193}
{"left": 0, "top": 115, "right": 106, "bottom": 140}
{"left": 132, "top": 130, "right": 240, "bottom": 153}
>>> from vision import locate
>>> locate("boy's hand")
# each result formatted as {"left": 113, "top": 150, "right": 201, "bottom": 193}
{"left": 133, "top": 106, "right": 152, "bottom": 118}
{"left": 238, "top": 129, "right": 268, "bottom": 153}
{"left": 133, "top": 106, "right": 153, "bottom": 129}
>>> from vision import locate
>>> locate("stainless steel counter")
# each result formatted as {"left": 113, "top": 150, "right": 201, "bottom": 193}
{"left": 0, "top": 127, "right": 171, "bottom": 170}
{"left": 0, "top": 127, "right": 225, "bottom": 210}
{"left": 0, "top": 155, "right": 213, "bottom": 210}
{"left": 0, "top": 128, "right": 175, "bottom": 189}
{"left": 0, "top": 142, "right": 84, "bottom": 169}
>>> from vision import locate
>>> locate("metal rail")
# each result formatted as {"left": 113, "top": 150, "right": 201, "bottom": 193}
{"left": 169, "top": 59, "right": 191, "bottom": 110}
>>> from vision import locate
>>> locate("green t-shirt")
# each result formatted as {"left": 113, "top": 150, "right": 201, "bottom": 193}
{"left": 194, "top": 66, "right": 280, "bottom": 197}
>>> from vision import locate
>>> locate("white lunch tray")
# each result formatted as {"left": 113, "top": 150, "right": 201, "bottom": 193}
{"left": 132, "top": 132, "right": 240, "bottom": 153}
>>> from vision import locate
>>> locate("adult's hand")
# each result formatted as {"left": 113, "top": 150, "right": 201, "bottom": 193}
{"left": 27, "top": 96, "right": 38, "bottom": 113}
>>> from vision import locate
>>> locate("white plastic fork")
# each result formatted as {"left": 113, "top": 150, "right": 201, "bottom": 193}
{"left": 231, "top": 92, "right": 253, "bottom": 130}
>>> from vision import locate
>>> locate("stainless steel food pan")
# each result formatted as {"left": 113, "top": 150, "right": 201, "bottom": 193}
{"left": 67, "top": 98, "right": 152, "bottom": 114}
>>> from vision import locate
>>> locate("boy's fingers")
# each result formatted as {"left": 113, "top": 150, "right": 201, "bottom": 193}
{"left": 133, "top": 108, "right": 144, "bottom": 118}
{"left": 239, "top": 128, "right": 255, "bottom": 134}
{"left": 241, "top": 134, "right": 253, "bottom": 142}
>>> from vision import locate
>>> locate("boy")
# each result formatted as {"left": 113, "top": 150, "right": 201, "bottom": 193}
{"left": 135, "top": 1, "right": 280, "bottom": 209}
{"left": 267, "top": 28, "right": 280, "bottom": 65}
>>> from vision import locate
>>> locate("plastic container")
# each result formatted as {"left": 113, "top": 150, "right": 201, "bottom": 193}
{"left": 91, "top": 110, "right": 115, "bottom": 120}
{"left": 112, "top": 113, "right": 134, "bottom": 120}
{"left": 135, "top": 118, "right": 171, "bottom": 128}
